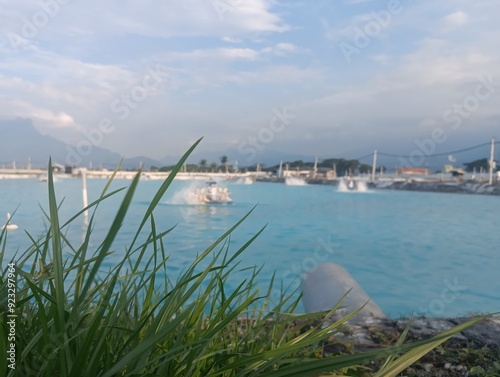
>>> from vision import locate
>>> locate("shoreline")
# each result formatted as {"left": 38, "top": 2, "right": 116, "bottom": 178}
{"left": 2, "top": 169, "right": 500, "bottom": 196}
{"left": 375, "top": 179, "right": 500, "bottom": 196}
{"left": 257, "top": 176, "right": 500, "bottom": 196}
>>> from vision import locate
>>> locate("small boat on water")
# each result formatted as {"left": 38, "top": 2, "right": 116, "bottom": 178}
{"left": 1, "top": 212, "right": 18, "bottom": 230}
{"left": 337, "top": 178, "right": 370, "bottom": 192}
{"left": 195, "top": 181, "right": 233, "bottom": 204}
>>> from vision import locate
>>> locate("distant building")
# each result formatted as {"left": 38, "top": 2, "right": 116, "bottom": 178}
{"left": 443, "top": 164, "right": 454, "bottom": 173}
{"left": 450, "top": 168, "right": 467, "bottom": 180}
{"left": 325, "top": 169, "right": 337, "bottom": 180}
{"left": 52, "top": 163, "right": 65, "bottom": 173}
{"left": 397, "top": 167, "right": 430, "bottom": 175}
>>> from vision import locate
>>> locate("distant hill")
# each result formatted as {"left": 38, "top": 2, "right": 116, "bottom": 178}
{"left": 0, "top": 118, "right": 162, "bottom": 170}
{"left": 2, "top": 118, "right": 490, "bottom": 173}
{"left": 164, "top": 148, "right": 316, "bottom": 168}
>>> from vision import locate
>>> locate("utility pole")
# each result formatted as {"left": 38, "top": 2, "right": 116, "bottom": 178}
{"left": 489, "top": 138, "right": 496, "bottom": 185}
{"left": 371, "top": 150, "right": 377, "bottom": 182}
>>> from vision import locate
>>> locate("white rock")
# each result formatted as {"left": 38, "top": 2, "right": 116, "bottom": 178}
{"left": 300, "top": 262, "right": 385, "bottom": 320}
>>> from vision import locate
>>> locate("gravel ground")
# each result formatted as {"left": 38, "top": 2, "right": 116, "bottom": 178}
{"left": 319, "top": 315, "right": 500, "bottom": 376}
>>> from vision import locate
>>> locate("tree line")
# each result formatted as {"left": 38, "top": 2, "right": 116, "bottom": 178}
{"left": 149, "top": 156, "right": 497, "bottom": 175}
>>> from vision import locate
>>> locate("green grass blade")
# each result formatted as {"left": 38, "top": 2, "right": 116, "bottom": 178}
{"left": 46, "top": 158, "right": 69, "bottom": 375}
{"left": 75, "top": 171, "right": 141, "bottom": 311}
{"left": 128, "top": 137, "right": 202, "bottom": 252}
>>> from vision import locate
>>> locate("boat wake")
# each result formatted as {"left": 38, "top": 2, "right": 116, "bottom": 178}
{"left": 1, "top": 212, "right": 18, "bottom": 231}
{"left": 234, "top": 176, "right": 255, "bottom": 185}
{"left": 165, "top": 182, "right": 201, "bottom": 205}
{"left": 285, "top": 177, "right": 308, "bottom": 186}
{"left": 166, "top": 181, "right": 233, "bottom": 205}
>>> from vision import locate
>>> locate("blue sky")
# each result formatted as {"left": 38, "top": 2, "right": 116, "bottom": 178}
{"left": 1, "top": 0, "right": 499, "bottom": 164}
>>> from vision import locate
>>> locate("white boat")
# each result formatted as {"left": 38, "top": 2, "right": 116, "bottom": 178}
{"left": 337, "top": 178, "right": 370, "bottom": 193}
{"left": 1, "top": 213, "right": 18, "bottom": 230}
{"left": 195, "top": 181, "right": 233, "bottom": 204}
{"left": 39, "top": 175, "right": 60, "bottom": 182}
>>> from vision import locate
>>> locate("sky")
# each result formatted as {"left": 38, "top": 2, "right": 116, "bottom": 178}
{"left": 1, "top": 0, "right": 499, "bottom": 165}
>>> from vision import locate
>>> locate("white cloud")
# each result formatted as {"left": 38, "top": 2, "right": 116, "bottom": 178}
{"left": 223, "top": 65, "right": 324, "bottom": 85}
{"left": 0, "top": 0, "right": 289, "bottom": 60}
{"left": 261, "top": 43, "right": 301, "bottom": 56}
{"left": 62, "top": 0, "right": 287, "bottom": 38}
{"left": 371, "top": 54, "right": 390, "bottom": 65}
{"left": 222, "top": 36, "right": 243, "bottom": 43}
{"left": 344, "top": 0, "right": 374, "bottom": 4}
{"left": 324, "top": 11, "right": 390, "bottom": 43}
{"left": 443, "top": 11, "right": 469, "bottom": 27}
{"left": 1, "top": 1, "right": 500, "bottom": 159}
{"left": 296, "top": 23, "right": 500, "bottom": 148}
{"left": 165, "top": 48, "right": 260, "bottom": 61}
{"left": 274, "top": 42, "right": 299, "bottom": 54}
{"left": 32, "top": 111, "right": 78, "bottom": 130}
{"left": 0, "top": 49, "right": 154, "bottom": 142}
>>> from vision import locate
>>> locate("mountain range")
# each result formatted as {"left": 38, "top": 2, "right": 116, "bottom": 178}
{"left": 0, "top": 118, "right": 491, "bottom": 171}
{"left": 0, "top": 118, "right": 163, "bottom": 170}
{"left": 0, "top": 118, "right": 316, "bottom": 170}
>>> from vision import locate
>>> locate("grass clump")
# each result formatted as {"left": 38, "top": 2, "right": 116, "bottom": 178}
{"left": 0, "top": 139, "right": 487, "bottom": 376}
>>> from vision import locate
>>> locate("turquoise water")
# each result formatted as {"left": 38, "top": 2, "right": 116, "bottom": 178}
{"left": 1, "top": 177, "right": 499, "bottom": 318}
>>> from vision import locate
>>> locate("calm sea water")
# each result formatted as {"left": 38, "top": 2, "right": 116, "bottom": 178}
{"left": 1, "top": 177, "right": 498, "bottom": 318}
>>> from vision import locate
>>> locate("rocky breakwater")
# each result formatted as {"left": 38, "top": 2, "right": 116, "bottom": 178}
{"left": 376, "top": 179, "right": 500, "bottom": 196}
